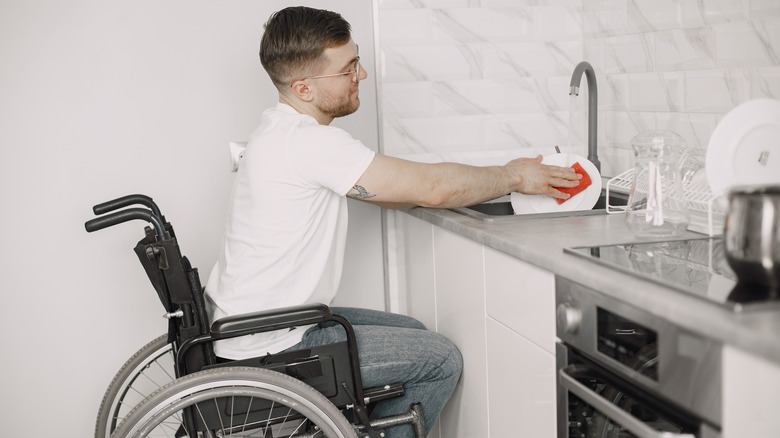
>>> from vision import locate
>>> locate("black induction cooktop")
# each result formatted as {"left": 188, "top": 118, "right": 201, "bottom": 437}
{"left": 565, "top": 237, "right": 780, "bottom": 312}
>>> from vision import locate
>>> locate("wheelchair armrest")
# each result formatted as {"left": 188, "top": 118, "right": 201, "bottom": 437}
{"left": 210, "top": 303, "right": 332, "bottom": 340}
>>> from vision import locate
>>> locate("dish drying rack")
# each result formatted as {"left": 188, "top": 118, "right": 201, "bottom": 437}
{"left": 605, "top": 169, "right": 728, "bottom": 236}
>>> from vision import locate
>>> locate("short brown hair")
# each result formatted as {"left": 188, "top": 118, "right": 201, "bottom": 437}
{"left": 260, "top": 6, "right": 352, "bottom": 89}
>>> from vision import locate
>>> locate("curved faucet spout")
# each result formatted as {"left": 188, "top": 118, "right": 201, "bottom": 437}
{"left": 569, "top": 61, "right": 601, "bottom": 172}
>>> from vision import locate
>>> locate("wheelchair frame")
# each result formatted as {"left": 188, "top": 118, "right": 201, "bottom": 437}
{"left": 87, "top": 194, "right": 425, "bottom": 438}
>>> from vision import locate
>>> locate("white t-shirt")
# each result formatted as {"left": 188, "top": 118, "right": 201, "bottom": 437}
{"left": 205, "top": 103, "right": 375, "bottom": 360}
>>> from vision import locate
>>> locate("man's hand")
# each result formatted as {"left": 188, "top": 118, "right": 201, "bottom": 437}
{"left": 505, "top": 155, "right": 582, "bottom": 200}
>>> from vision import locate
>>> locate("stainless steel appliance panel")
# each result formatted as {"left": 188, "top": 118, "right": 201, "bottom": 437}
{"left": 556, "top": 277, "right": 722, "bottom": 437}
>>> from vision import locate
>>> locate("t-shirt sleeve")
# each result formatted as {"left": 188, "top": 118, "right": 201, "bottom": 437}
{"left": 288, "top": 125, "right": 376, "bottom": 196}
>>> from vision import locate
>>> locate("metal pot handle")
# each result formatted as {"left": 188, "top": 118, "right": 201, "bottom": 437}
{"left": 559, "top": 364, "right": 695, "bottom": 438}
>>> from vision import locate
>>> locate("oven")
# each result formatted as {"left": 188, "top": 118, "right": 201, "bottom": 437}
{"left": 556, "top": 277, "right": 722, "bottom": 438}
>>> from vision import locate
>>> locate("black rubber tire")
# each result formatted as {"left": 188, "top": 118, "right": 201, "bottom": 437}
{"left": 112, "top": 366, "right": 358, "bottom": 438}
{"left": 95, "top": 334, "right": 174, "bottom": 438}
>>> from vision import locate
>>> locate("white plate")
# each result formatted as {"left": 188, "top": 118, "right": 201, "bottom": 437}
{"left": 706, "top": 98, "right": 780, "bottom": 195}
{"left": 510, "top": 153, "right": 602, "bottom": 214}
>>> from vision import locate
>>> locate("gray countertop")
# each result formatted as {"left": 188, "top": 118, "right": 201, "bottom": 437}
{"left": 404, "top": 206, "right": 780, "bottom": 365}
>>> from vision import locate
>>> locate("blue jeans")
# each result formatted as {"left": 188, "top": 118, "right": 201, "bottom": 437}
{"left": 283, "top": 307, "right": 462, "bottom": 438}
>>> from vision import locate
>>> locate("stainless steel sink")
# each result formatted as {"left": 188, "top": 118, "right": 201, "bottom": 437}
{"left": 449, "top": 189, "right": 629, "bottom": 223}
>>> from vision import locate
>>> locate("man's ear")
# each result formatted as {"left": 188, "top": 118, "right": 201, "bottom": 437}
{"left": 290, "top": 80, "right": 314, "bottom": 102}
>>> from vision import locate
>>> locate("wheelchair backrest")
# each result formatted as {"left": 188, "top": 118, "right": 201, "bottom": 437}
{"left": 86, "top": 195, "right": 215, "bottom": 377}
{"left": 136, "top": 230, "right": 215, "bottom": 376}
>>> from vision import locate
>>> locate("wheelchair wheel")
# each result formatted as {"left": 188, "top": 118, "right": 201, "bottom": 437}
{"left": 112, "top": 366, "right": 358, "bottom": 438}
{"left": 96, "top": 334, "right": 175, "bottom": 438}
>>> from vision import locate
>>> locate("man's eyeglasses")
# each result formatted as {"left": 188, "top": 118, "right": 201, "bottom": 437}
{"left": 299, "top": 56, "right": 361, "bottom": 83}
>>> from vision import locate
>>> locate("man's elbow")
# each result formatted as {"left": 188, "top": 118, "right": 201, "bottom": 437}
{"left": 417, "top": 188, "right": 453, "bottom": 208}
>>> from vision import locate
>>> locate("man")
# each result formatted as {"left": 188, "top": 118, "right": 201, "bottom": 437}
{"left": 205, "top": 6, "right": 581, "bottom": 437}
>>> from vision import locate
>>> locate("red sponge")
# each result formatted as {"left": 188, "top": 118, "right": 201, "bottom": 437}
{"left": 554, "top": 161, "right": 592, "bottom": 204}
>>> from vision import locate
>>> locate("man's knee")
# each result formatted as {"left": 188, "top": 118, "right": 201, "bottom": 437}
{"left": 445, "top": 340, "right": 463, "bottom": 378}
{"left": 428, "top": 333, "right": 463, "bottom": 380}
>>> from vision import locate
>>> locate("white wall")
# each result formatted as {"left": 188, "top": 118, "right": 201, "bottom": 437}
{"left": 0, "top": 1, "right": 381, "bottom": 435}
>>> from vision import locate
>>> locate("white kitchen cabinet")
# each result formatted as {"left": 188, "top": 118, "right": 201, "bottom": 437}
{"left": 398, "top": 213, "right": 437, "bottom": 331}
{"left": 397, "top": 214, "right": 558, "bottom": 437}
{"left": 484, "top": 246, "right": 556, "bottom": 354}
{"left": 486, "top": 317, "right": 556, "bottom": 437}
{"left": 722, "top": 345, "right": 780, "bottom": 436}
{"left": 433, "top": 227, "right": 490, "bottom": 437}
{"left": 484, "top": 246, "right": 557, "bottom": 436}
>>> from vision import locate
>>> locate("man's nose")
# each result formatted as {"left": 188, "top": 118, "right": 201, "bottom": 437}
{"left": 357, "top": 63, "right": 368, "bottom": 82}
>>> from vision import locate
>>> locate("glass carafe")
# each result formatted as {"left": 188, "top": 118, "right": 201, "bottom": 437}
{"left": 625, "top": 130, "right": 690, "bottom": 237}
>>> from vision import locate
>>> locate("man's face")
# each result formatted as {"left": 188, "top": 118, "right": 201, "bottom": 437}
{"left": 311, "top": 39, "right": 366, "bottom": 119}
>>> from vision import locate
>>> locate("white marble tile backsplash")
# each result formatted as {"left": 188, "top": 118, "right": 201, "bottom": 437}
{"left": 482, "top": 42, "right": 583, "bottom": 79}
{"left": 684, "top": 69, "right": 750, "bottom": 112}
{"left": 751, "top": 0, "right": 780, "bottom": 17}
{"left": 603, "top": 33, "right": 654, "bottom": 73}
{"left": 654, "top": 28, "right": 715, "bottom": 70}
{"left": 628, "top": 72, "right": 684, "bottom": 112}
{"left": 376, "top": 0, "right": 780, "bottom": 175}
{"left": 714, "top": 21, "right": 780, "bottom": 67}
{"left": 629, "top": 0, "right": 681, "bottom": 32}
{"left": 752, "top": 66, "right": 780, "bottom": 97}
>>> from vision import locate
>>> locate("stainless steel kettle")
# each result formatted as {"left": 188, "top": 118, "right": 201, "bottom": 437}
{"left": 724, "top": 185, "right": 780, "bottom": 291}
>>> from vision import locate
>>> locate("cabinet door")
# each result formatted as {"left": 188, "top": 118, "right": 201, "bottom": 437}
{"left": 396, "top": 213, "right": 437, "bottom": 330}
{"left": 723, "top": 345, "right": 780, "bottom": 436}
{"left": 434, "top": 227, "right": 489, "bottom": 438}
{"left": 487, "top": 317, "right": 556, "bottom": 437}
{"left": 484, "top": 246, "right": 556, "bottom": 354}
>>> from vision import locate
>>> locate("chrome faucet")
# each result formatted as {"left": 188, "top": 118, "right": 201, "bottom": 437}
{"left": 569, "top": 61, "right": 601, "bottom": 172}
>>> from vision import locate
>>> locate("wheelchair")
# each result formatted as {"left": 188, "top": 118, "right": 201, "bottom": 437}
{"left": 86, "top": 194, "right": 426, "bottom": 438}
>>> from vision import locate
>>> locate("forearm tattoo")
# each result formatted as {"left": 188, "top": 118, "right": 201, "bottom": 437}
{"left": 348, "top": 184, "right": 376, "bottom": 199}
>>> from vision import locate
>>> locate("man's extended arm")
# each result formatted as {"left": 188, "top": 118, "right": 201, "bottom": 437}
{"left": 348, "top": 154, "right": 581, "bottom": 209}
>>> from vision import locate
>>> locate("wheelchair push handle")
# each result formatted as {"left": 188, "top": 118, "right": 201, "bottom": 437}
{"left": 92, "top": 194, "right": 162, "bottom": 218}
{"left": 85, "top": 207, "right": 167, "bottom": 237}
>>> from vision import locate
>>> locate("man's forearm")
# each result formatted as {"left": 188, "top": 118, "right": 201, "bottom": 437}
{"left": 419, "top": 162, "right": 518, "bottom": 208}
